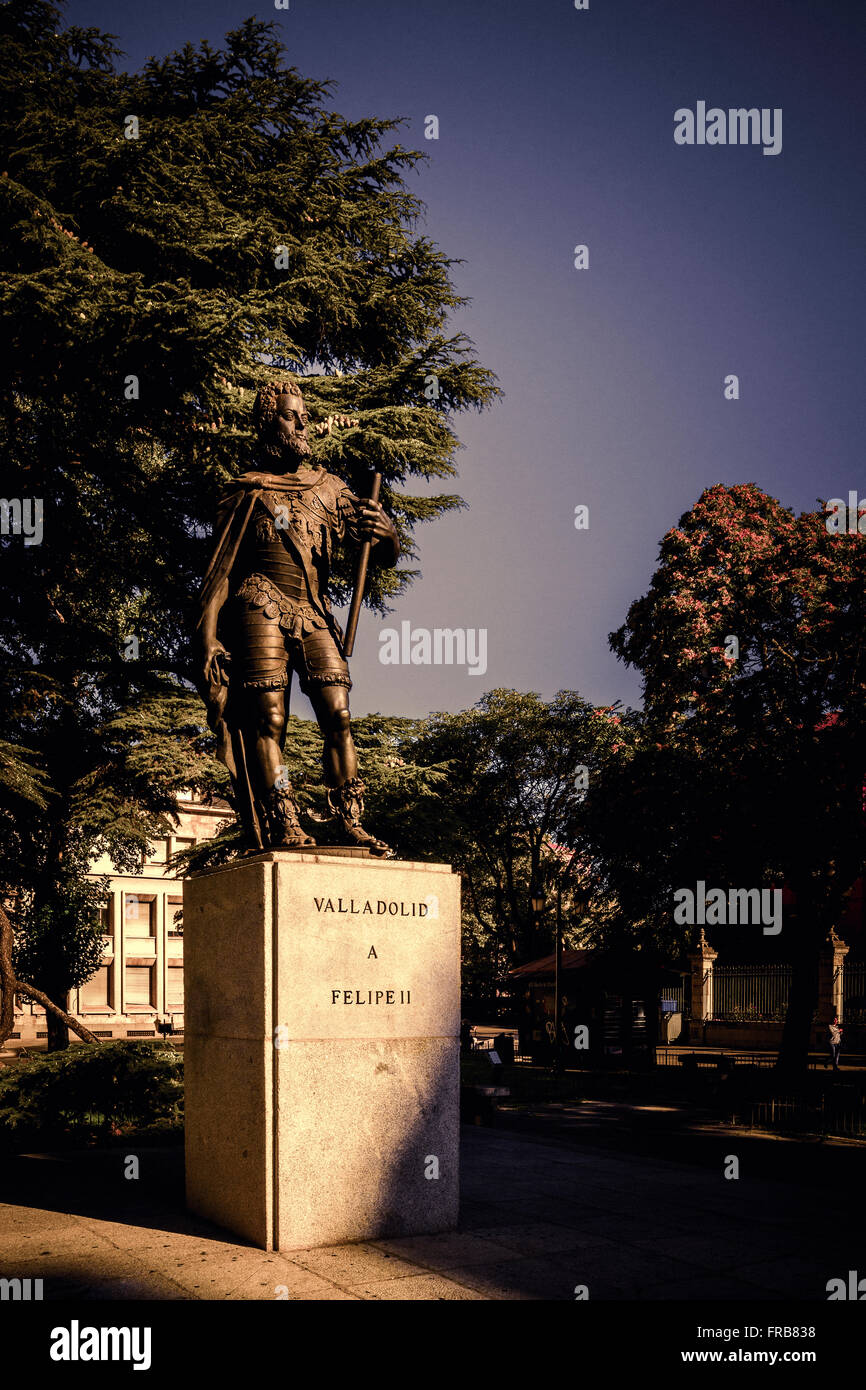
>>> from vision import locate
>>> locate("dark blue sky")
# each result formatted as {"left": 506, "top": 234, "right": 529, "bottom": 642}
{"left": 67, "top": 0, "right": 866, "bottom": 716}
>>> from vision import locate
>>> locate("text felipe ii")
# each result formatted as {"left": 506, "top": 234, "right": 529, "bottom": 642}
{"left": 331, "top": 989, "right": 411, "bottom": 1005}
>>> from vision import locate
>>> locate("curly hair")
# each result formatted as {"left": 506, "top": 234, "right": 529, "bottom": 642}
{"left": 253, "top": 379, "right": 305, "bottom": 436}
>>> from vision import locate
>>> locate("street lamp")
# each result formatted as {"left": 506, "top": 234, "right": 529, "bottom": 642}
{"left": 530, "top": 891, "right": 559, "bottom": 1068}
{"left": 554, "top": 851, "right": 581, "bottom": 1074}
{"left": 554, "top": 878, "right": 564, "bottom": 1072}
{"left": 527, "top": 892, "right": 546, "bottom": 1062}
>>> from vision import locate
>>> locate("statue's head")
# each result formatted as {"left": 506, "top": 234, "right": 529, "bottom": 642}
{"left": 253, "top": 379, "right": 312, "bottom": 469}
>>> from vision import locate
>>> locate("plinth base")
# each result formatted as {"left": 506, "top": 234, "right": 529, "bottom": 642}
{"left": 183, "top": 851, "right": 461, "bottom": 1250}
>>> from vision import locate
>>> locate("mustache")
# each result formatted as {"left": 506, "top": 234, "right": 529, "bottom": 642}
{"left": 261, "top": 433, "right": 311, "bottom": 457}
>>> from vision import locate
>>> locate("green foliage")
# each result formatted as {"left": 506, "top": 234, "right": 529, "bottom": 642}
{"left": 0, "top": 1040, "right": 184, "bottom": 1149}
{"left": 0, "top": 738, "right": 52, "bottom": 810}
{"left": 383, "top": 690, "right": 634, "bottom": 991}
{"left": 577, "top": 731, "right": 718, "bottom": 957}
{"left": 12, "top": 855, "right": 107, "bottom": 993}
{"left": 0, "top": 1, "right": 495, "bottom": 1017}
{"left": 0, "top": 0, "right": 497, "bottom": 634}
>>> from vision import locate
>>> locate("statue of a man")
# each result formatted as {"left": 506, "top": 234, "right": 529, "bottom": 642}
{"left": 195, "top": 379, "right": 399, "bottom": 856}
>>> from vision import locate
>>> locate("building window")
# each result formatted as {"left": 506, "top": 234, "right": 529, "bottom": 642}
{"left": 167, "top": 896, "right": 183, "bottom": 936}
{"left": 125, "top": 965, "right": 153, "bottom": 1008}
{"left": 80, "top": 965, "right": 112, "bottom": 1012}
{"left": 99, "top": 903, "right": 113, "bottom": 939}
{"left": 166, "top": 964, "right": 184, "bottom": 1011}
{"left": 124, "top": 894, "right": 154, "bottom": 938}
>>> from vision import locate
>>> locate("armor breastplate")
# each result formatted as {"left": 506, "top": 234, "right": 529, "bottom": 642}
{"left": 234, "top": 504, "right": 314, "bottom": 604}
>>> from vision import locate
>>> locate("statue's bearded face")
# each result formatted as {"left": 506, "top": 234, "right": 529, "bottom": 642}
{"left": 261, "top": 391, "right": 312, "bottom": 469}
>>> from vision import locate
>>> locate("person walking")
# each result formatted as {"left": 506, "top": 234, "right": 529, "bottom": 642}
{"left": 828, "top": 1015, "right": 843, "bottom": 1072}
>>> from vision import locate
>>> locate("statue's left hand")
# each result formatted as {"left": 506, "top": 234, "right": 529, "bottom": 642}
{"left": 354, "top": 498, "right": 394, "bottom": 544}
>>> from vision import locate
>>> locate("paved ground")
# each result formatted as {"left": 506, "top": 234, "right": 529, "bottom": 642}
{"left": 1, "top": 1117, "right": 862, "bottom": 1301}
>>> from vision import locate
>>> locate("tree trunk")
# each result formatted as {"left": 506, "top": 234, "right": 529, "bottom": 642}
{"left": 46, "top": 988, "right": 71, "bottom": 1051}
{"left": 0, "top": 911, "right": 14, "bottom": 1048}
{"left": 777, "top": 931, "right": 822, "bottom": 1077}
{"left": 643, "top": 964, "right": 661, "bottom": 1068}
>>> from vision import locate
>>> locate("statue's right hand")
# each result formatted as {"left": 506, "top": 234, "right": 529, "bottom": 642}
{"left": 202, "top": 640, "right": 229, "bottom": 689}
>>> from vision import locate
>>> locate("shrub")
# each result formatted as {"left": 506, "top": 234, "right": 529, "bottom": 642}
{"left": 0, "top": 1041, "right": 183, "bottom": 1149}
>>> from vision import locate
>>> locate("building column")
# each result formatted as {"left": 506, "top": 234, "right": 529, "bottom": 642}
{"left": 687, "top": 928, "right": 717, "bottom": 1040}
{"left": 113, "top": 886, "right": 124, "bottom": 1018}
{"left": 155, "top": 888, "right": 166, "bottom": 1017}
{"left": 109, "top": 887, "right": 121, "bottom": 1019}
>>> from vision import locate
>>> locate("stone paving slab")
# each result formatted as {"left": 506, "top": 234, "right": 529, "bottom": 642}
{"left": 288, "top": 1242, "right": 426, "bottom": 1285}
{"left": 369, "top": 1231, "right": 524, "bottom": 1271}
{"left": 464, "top": 1222, "right": 618, "bottom": 1257}
{"left": 447, "top": 1252, "right": 636, "bottom": 1301}
{"left": 354, "top": 1273, "right": 487, "bottom": 1300}
{"left": 230, "top": 1260, "right": 360, "bottom": 1302}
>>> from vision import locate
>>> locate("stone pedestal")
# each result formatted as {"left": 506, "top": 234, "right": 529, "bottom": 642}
{"left": 183, "top": 850, "right": 461, "bottom": 1251}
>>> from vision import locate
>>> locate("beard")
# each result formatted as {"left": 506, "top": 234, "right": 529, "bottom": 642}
{"left": 259, "top": 431, "right": 312, "bottom": 467}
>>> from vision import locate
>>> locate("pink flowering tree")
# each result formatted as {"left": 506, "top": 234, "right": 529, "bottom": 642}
{"left": 610, "top": 483, "right": 866, "bottom": 1072}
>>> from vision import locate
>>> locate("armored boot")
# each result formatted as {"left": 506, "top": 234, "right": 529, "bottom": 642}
{"left": 327, "top": 776, "right": 392, "bottom": 858}
{"left": 264, "top": 782, "right": 315, "bottom": 848}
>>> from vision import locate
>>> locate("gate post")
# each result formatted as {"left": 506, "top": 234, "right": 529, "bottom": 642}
{"left": 687, "top": 929, "right": 717, "bottom": 1043}
{"left": 818, "top": 928, "right": 848, "bottom": 1032}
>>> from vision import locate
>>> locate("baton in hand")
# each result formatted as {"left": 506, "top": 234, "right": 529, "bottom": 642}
{"left": 343, "top": 471, "right": 381, "bottom": 658}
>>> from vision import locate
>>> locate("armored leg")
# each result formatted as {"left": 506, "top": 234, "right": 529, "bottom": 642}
{"left": 307, "top": 682, "right": 392, "bottom": 857}
{"left": 249, "top": 687, "right": 313, "bottom": 848}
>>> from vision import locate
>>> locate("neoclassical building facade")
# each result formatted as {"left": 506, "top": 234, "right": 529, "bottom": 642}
{"left": 10, "top": 797, "right": 233, "bottom": 1048}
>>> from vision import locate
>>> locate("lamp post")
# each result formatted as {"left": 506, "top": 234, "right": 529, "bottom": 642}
{"left": 555, "top": 849, "right": 582, "bottom": 1073}
{"left": 530, "top": 892, "right": 546, "bottom": 1060}
{"left": 554, "top": 877, "right": 563, "bottom": 1073}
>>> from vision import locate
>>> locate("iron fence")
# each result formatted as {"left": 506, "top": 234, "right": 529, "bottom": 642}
{"left": 712, "top": 964, "right": 791, "bottom": 1021}
{"left": 747, "top": 1094, "right": 866, "bottom": 1138}
{"left": 843, "top": 961, "right": 866, "bottom": 1024}
{"left": 656, "top": 1048, "right": 778, "bottom": 1069}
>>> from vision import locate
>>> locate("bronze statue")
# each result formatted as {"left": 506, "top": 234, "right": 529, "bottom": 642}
{"left": 195, "top": 379, "right": 399, "bottom": 855}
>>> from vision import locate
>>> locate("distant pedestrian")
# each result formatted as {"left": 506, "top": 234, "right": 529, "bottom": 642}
{"left": 828, "top": 1016, "right": 842, "bottom": 1072}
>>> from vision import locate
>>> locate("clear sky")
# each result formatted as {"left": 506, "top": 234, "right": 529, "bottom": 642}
{"left": 66, "top": 0, "right": 866, "bottom": 718}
